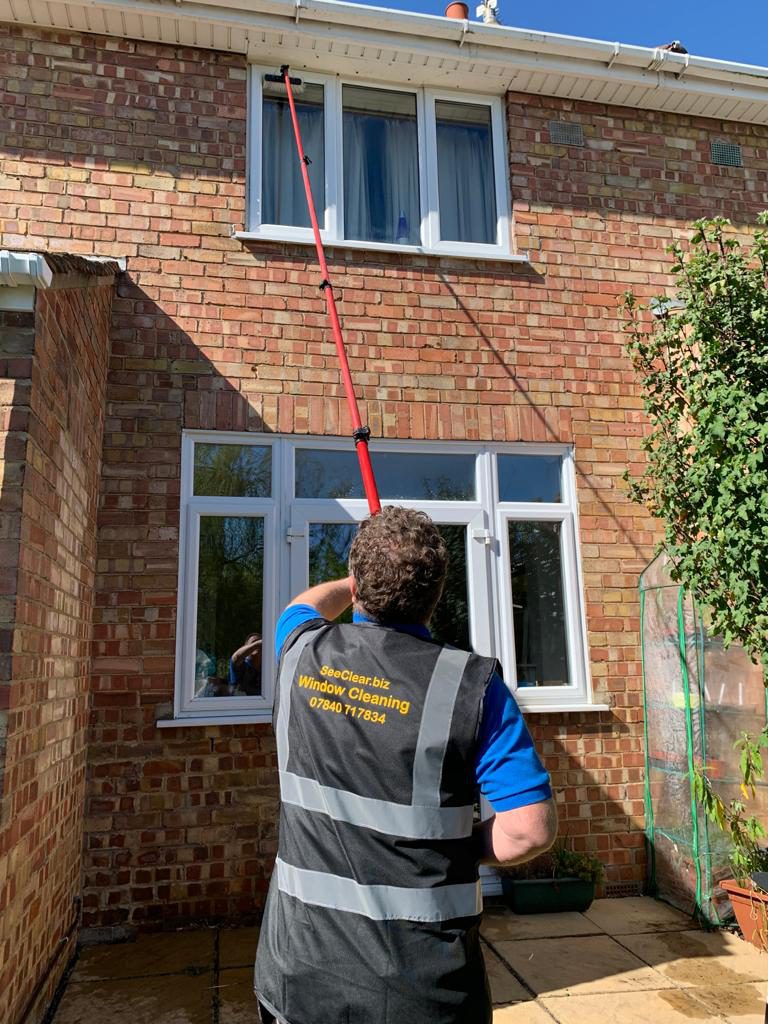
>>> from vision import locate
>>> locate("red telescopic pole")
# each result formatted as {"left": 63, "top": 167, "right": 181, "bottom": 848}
{"left": 280, "top": 66, "right": 381, "bottom": 516}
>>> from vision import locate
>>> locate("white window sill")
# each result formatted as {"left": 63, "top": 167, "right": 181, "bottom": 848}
{"left": 157, "top": 713, "right": 272, "bottom": 728}
{"left": 233, "top": 232, "right": 530, "bottom": 265}
{"left": 517, "top": 703, "right": 611, "bottom": 713}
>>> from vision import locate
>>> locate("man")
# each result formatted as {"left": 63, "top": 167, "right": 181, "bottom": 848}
{"left": 255, "top": 507, "right": 556, "bottom": 1024}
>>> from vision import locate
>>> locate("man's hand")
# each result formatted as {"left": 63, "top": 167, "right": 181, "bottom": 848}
{"left": 288, "top": 576, "right": 354, "bottom": 622}
{"left": 474, "top": 798, "right": 558, "bottom": 866}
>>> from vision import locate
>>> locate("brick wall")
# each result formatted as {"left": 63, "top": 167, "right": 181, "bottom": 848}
{"left": 0, "top": 309, "right": 34, "bottom": 801}
{"left": 0, "top": 279, "right": 114, "bottom": 1024}
{"left": 2, "top": 21, "right": 768, "bottom": 935}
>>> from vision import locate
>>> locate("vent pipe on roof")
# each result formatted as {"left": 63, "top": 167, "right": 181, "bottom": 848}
{"left": 476, "top": 0, "right": 499, "bottom": 24}
{"left": 445, "top": 2, "right": 469, "bottom": 18}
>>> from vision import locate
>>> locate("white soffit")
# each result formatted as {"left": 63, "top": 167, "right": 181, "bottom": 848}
{"left": 2, "top": 0, "right": 768, "bottom": 124}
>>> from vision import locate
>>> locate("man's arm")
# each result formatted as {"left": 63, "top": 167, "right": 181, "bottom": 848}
{"left": 287, "top": 576, "right": 354, "bottom": 623}
{"left": 473, "top": 799, "right": 558, "bottom": 866}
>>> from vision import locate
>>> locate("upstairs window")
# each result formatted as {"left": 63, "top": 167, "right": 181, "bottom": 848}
{"left": 262, "top": 81, "right": 325, "bottom": 229}
{"left": 249, "top": 70, "right": 511, "bottom": 258}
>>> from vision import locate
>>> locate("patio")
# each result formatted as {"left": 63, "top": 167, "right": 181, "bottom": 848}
{"left": 50, "top": 898, "right": 767, "bottom": 1024}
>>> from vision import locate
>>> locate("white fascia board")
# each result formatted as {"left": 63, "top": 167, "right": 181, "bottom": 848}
{"left": 29, "top": 0, "right": 768, "bottom": 115}
{"left": 0, "top": 251, "right": 53, "bottom": 289}
{"left": 92, "top": 0, "right": 768, "bottom": 83}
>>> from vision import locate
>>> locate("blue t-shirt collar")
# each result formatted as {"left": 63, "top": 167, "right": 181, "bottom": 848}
{"left": 352, "top": 610, "right": 431, "bottom": 640}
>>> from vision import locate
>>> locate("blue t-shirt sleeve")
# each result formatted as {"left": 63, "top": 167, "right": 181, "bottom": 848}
{"left": 475, "top": 674, "right": 552, "bottom": 812}
{"left": 275, "top": 604, "right": 326, "bottom": 660}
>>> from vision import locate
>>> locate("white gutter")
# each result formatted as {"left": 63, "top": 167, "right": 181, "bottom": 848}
{"left": 71, "top": 0, "right": 768, "bottom": 85}
{"left": 0, "top": 251, "right": 53, "bottom": 289}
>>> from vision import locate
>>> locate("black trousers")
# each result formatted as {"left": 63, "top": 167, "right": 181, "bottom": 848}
{"left": 258, "top": 1002, "right": 276, "bottom": 1024}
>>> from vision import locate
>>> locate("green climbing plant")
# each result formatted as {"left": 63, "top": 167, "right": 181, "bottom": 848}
{"left": 625, "top": 215, "right": 768, "bottom": 884}
{"left": 624, "top": 214, "right": 768, "bottom": 673}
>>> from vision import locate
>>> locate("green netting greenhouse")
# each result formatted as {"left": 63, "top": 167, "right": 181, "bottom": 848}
{"left": 641, "top": 553, "right": 768, "bottom": 925}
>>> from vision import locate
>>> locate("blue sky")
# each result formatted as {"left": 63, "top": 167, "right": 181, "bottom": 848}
{"left": 352, "top": 0, "right": 768, "bottom": 67}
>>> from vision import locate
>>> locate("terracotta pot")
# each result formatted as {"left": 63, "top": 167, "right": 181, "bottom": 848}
{"left": 444, "top": 2, "right": 469, "bottom": 18}
{"left": 720, "top": 878, "right": 768, "bottom": 951}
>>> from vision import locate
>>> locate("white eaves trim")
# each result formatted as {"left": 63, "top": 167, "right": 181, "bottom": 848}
{"left": 0, "top": 251, "right": 53, "bottom": 290}
{"left": 0, "top": 251, "right": 52, "bottom": 312}
{"left": 5, "top": 0, "right": 768, "bottom": 124}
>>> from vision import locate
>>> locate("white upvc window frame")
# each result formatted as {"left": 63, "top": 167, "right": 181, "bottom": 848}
{"left": 164, "top": 434, "right": 597, "bottom": 729}
{"left": 245, "top": 67, "right": 513, "bottom": 260}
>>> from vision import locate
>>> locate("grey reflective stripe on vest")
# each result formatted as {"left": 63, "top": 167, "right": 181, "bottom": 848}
{"left": 279, "top": 770, "right": 473, "bottom": 839}
{"left": 276, "top": 857, "right": 482, "bottom": 922}
{"left": 412, "top": 647, "right": 471, "bottom": 806}
{"left": 276, "top": 628, "right": 319, "bottom": 773}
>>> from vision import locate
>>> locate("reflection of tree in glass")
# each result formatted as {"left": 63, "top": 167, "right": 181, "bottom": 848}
{"left": 296, "top": 453, "right": 358, "bottom": 499}
{"left": 194, "top": 444, "right": 271, "bottom": 498}
{"left": 309, "top": 523, "right": 356, "bottom": 623}
{"left": 197, "top": 516, "right": 265, "bottom": 681}
{"left": 431, "top": 524, "right": 470, "bottom": 650}
{"left": 423, "top": 474, "right": 473, "bottom": 502}
{"left": 508, "top": 521, "right": 568, "bottom": 686}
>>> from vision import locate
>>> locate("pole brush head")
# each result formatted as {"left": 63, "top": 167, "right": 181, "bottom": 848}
{"left": 263, "top": 72, "right": 305, "bottom": 96}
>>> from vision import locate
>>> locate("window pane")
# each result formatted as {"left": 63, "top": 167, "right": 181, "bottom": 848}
{"left": 498, "top": 455, "right": 562, "bottom": 503}
{"left": 343, "top": 85, "right": 420, "bottom": 245}
{"left": 508, "top": 521, "right": 569, "bottom": 687}
{"left": 308, "top": 522, "right": 469, "bottom": 645}
{"left": 309, "top": 523, "right": 356, "bottom": 623}
{"left": 194, "top": 444, "right": 271, "bottom": 498}
{"left": 262, "top": 82, "right": 324, "bottom": 228}
{"left": 436, "top": 100, "right": 496, "bottom": 245}
{"left": 431, "top": 525, "right": 470, "bottom": 650}
{"left": 295, "top": 449, "right": 475, "bottom": 500}
{"left": 195, "top": 516, "right": 264, "bottom": 697}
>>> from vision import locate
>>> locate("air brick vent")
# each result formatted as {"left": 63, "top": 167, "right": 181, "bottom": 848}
{"left": 548, "top": 121, "right": 584, "bottom": 147}
{"left": 710, "top": 141, "right": 743, "bottom": 167}
{"left": 603, "top": 881, "right": 644, "bottom": 899}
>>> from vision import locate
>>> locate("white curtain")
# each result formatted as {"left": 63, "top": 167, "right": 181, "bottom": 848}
{"left": 343, "top": 112, "right": 419, "bottom": 244}
{"left": 437, "top": 121, "right": 496, "bottom": 245}
{"left": 262, "top": 99, "right": 324, "bottom": 227}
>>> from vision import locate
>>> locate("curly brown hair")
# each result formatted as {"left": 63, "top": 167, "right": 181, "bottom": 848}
{"left": 348, "top": 506, "right": 448, "bottom": 625}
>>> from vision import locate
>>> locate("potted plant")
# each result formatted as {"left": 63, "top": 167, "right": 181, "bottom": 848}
{"left": 498, "top": 840, "right": 604, "bottom": 914}
{"left": 694, "top": 729, "right": 768, "bottom": 950}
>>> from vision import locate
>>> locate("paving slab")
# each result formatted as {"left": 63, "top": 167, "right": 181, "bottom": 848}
{"left": 582, "top": 897, "right": 694, "bottom": 936}
{"left": 685, "top": 982, "right": 768, "bottom": 1023}
{"left": 217, "top": 967, "right": 258, "bottom": 1024}
{"left": 493, "top": 934, "right": 675, "bottom": 996}
{"left": 540, "top": 988, "right": 720, "bottom": 1023}
{"left": 618, "top": 929, "right": 768, "bottom": 987}
{"left": 53, "top": 973, "right": 213, "bottom": 1024}
{"left": 219, "top": 926, "right": 259, "bottom": 969}
{"left": 483, "top": 946, "right": 532, "bottom": 1004}
{"left": 481, "top": 906, "right": 601, "bottom": 942}
{"left": 73, "top": 930, "right": 215, "bottom": 982}
{"left": 492, "top": 1003, "right": 556, "bottom": 1023}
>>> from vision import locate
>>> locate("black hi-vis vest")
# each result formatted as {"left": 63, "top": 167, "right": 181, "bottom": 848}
{"left": 255, "top": 620, "right": 498, "bottom": 1024}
